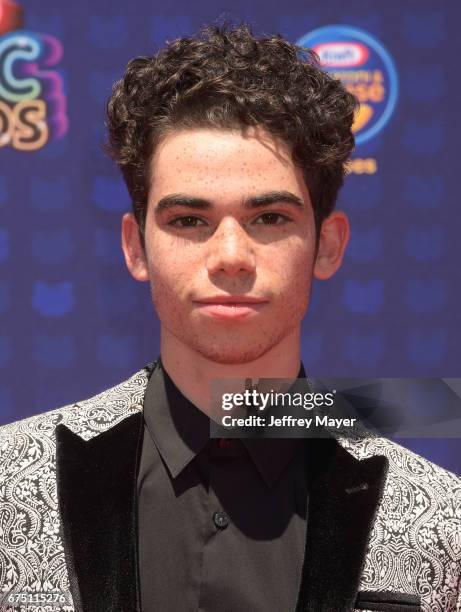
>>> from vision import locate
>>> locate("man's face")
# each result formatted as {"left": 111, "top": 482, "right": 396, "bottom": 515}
{"left": 122, "top": 127, "right": 347, "bottom": 364}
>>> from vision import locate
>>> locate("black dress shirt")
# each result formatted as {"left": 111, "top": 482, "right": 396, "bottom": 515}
{"left": 137, "top": 358, "right": 312, "bottom": 612}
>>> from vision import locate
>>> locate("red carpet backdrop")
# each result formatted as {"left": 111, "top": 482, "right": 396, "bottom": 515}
{"left": 0, "top": 0, "right": 460, "bottom": 473}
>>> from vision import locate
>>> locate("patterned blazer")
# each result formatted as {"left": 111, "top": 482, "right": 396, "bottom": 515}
{"left": 0, "top": 362, "right": 460, "bottom": 612}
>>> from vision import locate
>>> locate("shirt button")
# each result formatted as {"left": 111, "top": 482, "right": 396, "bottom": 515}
{"left": 213, "top": 510, "right": 229, "bottom": 530}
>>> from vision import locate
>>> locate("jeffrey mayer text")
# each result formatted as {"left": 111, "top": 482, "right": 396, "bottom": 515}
{"left": 221, "top": 414, "right": 357, "bottom": 429}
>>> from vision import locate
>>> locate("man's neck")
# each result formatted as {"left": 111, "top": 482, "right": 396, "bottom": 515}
{"left": 159, "top": 327, "right": 302, "bottom": 416}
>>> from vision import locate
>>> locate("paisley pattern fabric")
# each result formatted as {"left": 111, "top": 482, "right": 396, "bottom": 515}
{"left": 0, "top": 364, "right": 152, "bottom": 611}
{"left": 0, "top": 363, "right": 460, "bottom": 611}
{"left": 340, "top": 435, "right": 461, "bottom": 612}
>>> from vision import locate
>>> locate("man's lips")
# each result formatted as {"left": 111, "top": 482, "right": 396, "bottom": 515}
{"left": 192, "top": 296, "right": 269, "bottom": 319}
{"left": 193, "top": 295, "right": 268, "bottom": 304}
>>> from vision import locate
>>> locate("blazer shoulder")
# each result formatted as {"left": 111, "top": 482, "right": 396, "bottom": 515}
{"left": 0, "top": 363, "right": 154, "bottom": 452}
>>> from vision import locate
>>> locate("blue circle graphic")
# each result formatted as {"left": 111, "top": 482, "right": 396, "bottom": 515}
{"left": 297, "top": 25, "right": 399, "bottom": 145}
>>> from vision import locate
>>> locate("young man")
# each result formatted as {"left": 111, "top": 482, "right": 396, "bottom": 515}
{"left": 0, "top": 24, "right": 459, "bottom": 612}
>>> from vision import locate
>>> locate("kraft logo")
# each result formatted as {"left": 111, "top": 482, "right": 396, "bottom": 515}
{"left": 313, "top": 42, "right": 369, "bottom": 68}
{"left": 297, "top": 25, "right": 398, "bottom": 145}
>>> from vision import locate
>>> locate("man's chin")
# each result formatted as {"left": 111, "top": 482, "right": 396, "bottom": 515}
{"left": 163, "top": 320, "right": 292, "bottom": 365}
{"left": 190, "top": 340, "right": 276, "bottom": 365}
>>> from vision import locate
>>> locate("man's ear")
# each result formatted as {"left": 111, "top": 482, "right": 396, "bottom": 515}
{"left": 121, "top": 213, "right": 149, "bottom": 281}
{"left": 313, "top": 210, "right": 350, "bottom": 280}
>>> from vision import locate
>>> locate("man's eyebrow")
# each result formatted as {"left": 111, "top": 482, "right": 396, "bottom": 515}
{"left": 155, "top": 195, "right": 211, "bottom": 213}
{"left": 245, "top": 191, "right": 305, "bottom": 209}
{"left": 155, "top": 191, "right": 305, "bottom": 213}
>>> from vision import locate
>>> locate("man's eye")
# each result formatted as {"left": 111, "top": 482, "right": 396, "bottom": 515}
{"left": 254, "top": 213, "right": 290, "bottom": 225}
{"left": 169, "top": 216, "right": 206, "bottom": 228}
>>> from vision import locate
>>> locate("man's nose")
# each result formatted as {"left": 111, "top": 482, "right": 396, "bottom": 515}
{"left": 206, "top": 217, "right": 256, "bottom": 278}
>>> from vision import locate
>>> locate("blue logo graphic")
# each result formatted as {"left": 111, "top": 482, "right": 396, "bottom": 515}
{"left": 297, "top": 25, "right": 398, "bottom": 145}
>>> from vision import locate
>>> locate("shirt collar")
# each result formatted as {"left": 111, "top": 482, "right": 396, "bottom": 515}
{"left": 142, "top": 357, "right": 308, "bottom": 488}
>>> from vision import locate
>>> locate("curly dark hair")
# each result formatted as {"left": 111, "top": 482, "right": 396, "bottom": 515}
{"left": 106, "top": 23, "right": 358, "bottom": 246}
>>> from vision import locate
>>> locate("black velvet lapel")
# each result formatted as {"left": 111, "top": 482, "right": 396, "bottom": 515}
{"left": 295, "top": 436, "right": 389, "bottom": 612}
{"left": 55, "top": 412, "right": 144, "bottom": 612}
